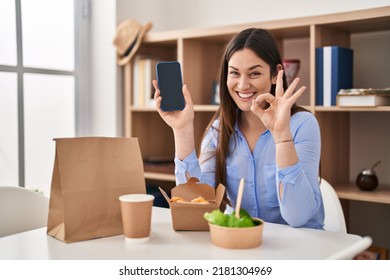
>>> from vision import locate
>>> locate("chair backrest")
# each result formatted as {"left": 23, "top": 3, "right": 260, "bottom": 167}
{"left": 320, "top": 178, "right": 347, "bottom": 233}
{"left": 0, "top": 186, "right": 49, "bottom": 237}
{"left": 326, "top": 236, "right": 373, "bottom": 260}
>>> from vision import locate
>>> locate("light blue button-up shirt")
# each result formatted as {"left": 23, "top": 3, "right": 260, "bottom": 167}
{"left": 174, "top": 111, "right": 324, "bottom": 229}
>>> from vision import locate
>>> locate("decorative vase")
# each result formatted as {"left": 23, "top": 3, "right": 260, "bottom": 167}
{"left": 356, "top": 161, "right": 381, "bottom": 191}
{"left": 282, "top": 59, "right": 300, "bottom": 86}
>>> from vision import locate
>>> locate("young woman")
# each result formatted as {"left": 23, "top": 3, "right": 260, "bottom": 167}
{"left": 153, "top": 28, "right": 324, "bottom": 229}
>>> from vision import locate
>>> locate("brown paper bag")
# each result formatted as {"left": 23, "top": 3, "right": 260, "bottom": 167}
{"left": 47, "top": 137, "right": 146, "bottom": 243}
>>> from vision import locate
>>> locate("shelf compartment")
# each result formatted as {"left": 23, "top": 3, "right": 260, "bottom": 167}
{"left": 131, "top": 112, "right": 175, "bottom": 159}
{"left": 316, "top": 111, "right": 350, "bottom": 185}
{"left": 181, "top": 38, "right": 226, "bottom": 105}
{"left": 138, "top": 41, "right": 177, "bottom": 58}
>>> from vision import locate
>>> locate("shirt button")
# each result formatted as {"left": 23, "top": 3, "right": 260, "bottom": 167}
{"left": 280, "top": 174, "right": 284, "bottom": 179}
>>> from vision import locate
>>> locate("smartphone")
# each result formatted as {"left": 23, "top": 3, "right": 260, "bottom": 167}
{"left": 156, "top": 61, "right": 185, "bottom": 111}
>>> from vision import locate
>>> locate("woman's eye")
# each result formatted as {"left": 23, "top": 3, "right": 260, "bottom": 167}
{"left": 250, "top": 72, "right": 261, "bottom": 77}
{"left": 229, "top": 71, "right": 240, "bottom": 76}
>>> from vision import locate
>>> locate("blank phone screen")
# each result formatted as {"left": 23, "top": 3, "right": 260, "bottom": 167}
{"left": 156, "top": 62, "right": 185, "bottom": 111}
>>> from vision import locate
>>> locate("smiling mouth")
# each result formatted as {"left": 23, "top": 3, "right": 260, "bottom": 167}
{"left": 237, "top": 91, "right": 256, "bottom": 99}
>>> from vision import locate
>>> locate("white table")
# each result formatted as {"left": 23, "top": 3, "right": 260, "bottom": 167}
{"left": 0, "top": 207, "right": 363, "bottom": 260}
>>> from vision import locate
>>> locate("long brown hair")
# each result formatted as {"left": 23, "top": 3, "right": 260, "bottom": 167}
{"left": 203, "top": 28, "right": 307, "bottom": 205}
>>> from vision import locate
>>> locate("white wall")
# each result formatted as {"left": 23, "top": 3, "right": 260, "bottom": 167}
{"left": 89, "top": 0, "right": 118, "bottom": 136}
{"left": 118, "top": 0, "right": 390, "bottom": 31}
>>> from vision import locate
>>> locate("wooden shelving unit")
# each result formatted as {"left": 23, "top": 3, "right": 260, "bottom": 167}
{"left": 123, "top": 6, "right": 390, "bottom": 202}
{"left": 336, "top": 185, "right": 390, "bottom": 205}
{"left": 144, "top": 172, "right": 176, "bottom": 182}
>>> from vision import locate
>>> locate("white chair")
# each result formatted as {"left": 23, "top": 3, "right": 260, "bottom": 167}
{"left": 326, "top": 236, "right": 373, "bottom": 260}
{"left": 319, "top": 178, "right": 347, "bottom": 233}
{"left": 0, "top": 186, "right": 49, "bottom": 237}
{"left": 320, "top": 179, "right": 374, "bottom": 260}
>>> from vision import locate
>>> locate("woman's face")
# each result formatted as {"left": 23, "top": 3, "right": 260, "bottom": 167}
{"left": 227, "top": 48, "right": 276, "bottom": 111}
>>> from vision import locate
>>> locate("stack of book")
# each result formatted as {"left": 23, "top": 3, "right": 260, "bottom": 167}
{"left": 133, "top": 56, "right": 160, "bottom": 107}
{"left": 337, "top": 88, "right": 390, "bottom": 107}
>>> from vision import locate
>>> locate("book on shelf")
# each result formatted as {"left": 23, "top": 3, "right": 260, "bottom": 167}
{"left": 316, "top": 46, "right": 353, "bottom": 106}
{"left": 337, "top": 88, "right": 390, "bottom": 107}
{"left": 133, "top": 56, "right": 160, "bottom": 108}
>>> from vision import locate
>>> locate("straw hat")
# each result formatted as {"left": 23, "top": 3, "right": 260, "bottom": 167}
{"left": 113, "top": 19, "right": 152, "bottom": 66}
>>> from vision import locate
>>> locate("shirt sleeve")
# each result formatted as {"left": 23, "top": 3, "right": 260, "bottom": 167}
{"left": 174, "top": 150, "right": 200, "bottom": 185}
{"left": 276, "top": 113, "right": 322, "bottom": 227}
{"left": 174, "top": 122, "right": 218, "bottom": 186}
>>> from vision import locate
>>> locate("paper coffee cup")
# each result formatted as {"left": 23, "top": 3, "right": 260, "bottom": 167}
{"left": 119, "top": 194, "right": 155, "bottom": 243}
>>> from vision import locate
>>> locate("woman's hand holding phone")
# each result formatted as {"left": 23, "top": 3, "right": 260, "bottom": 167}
{"left": 154, "top": 61, "right": 194, "bottom": 131}
{"left": 153, "top": 80, "right": 196, "bottom": 160}
{"left": 153, "top": 80, "right": 194, "bottom": 131}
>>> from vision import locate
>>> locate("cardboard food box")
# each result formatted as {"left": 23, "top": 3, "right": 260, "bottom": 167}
{"left": 159, "top": 177, "right": 225, "bottom": 231}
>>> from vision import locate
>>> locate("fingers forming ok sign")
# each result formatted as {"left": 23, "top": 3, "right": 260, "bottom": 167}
{"left": 250, "top": 70, "right": 306, "bottom": 134}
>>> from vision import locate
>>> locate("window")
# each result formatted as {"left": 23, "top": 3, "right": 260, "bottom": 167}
{"left": 0, "top": 0, "right": 89, "bottom": 195}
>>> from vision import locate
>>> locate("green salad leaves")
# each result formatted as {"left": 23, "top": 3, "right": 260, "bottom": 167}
{"left": 204, "top": 209, "right": 262, "bottom": 228}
